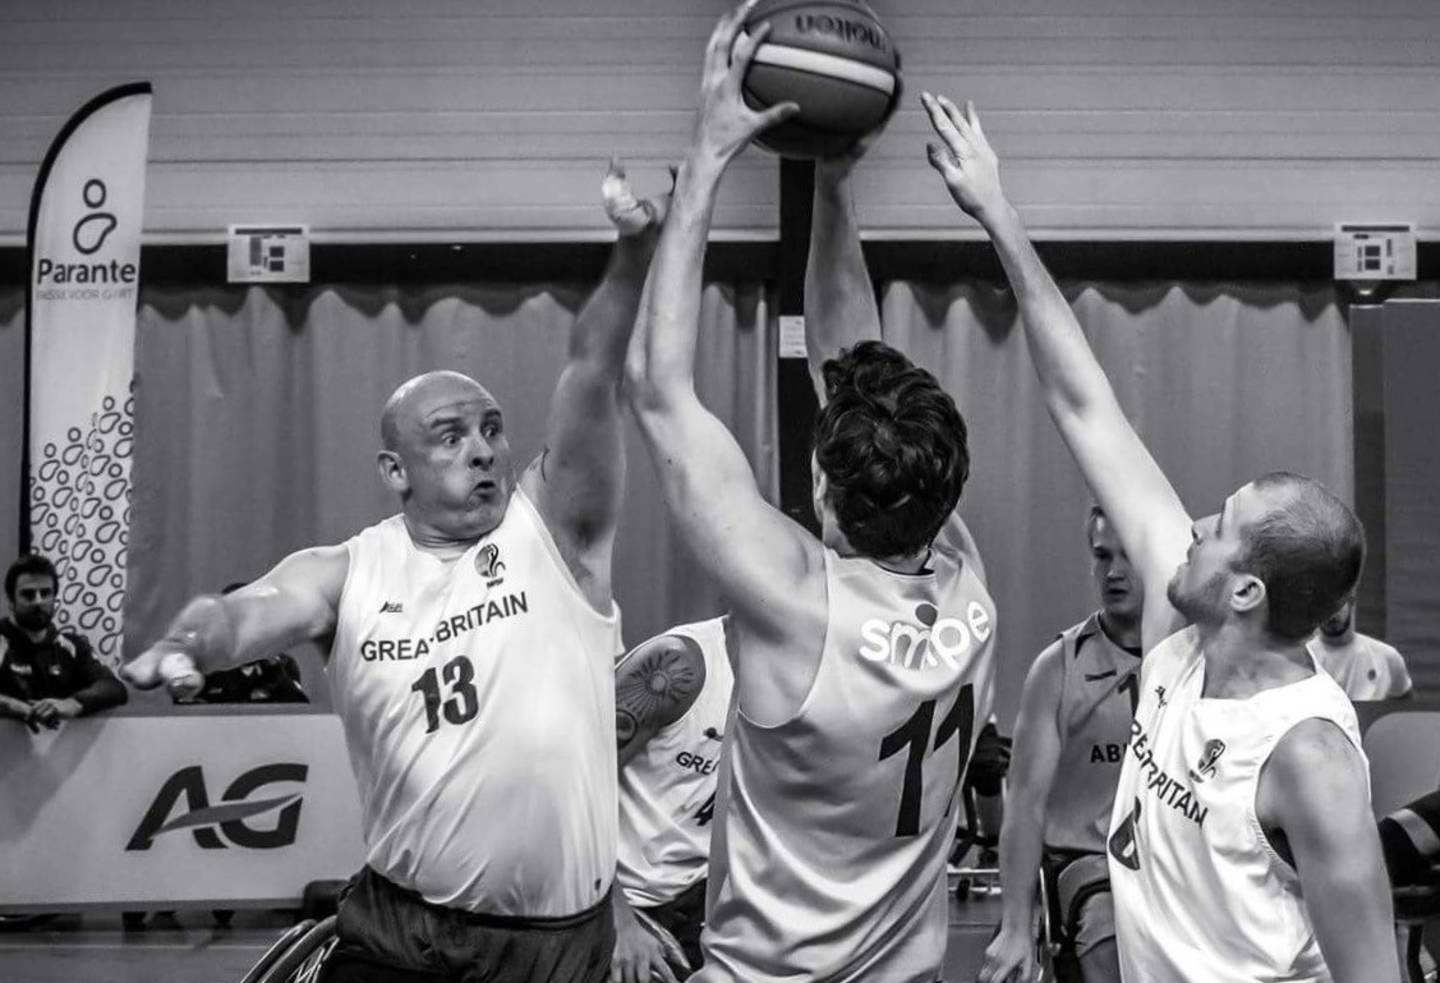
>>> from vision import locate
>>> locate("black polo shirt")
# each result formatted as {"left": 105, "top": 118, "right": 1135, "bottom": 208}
{"left": 0, "top": 618, "right": 127, "bottom": 713}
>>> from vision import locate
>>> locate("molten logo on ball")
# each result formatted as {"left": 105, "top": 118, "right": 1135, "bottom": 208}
{"left": 795, "top": 14, "right": 890, "bottom": 53}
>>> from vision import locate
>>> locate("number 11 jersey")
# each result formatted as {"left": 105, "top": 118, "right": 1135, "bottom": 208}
{"left": 696, "top": 531, "right": 997, "bottom": 983}
{"left": 327, "top": 488, "right": 621, "bottom": 918}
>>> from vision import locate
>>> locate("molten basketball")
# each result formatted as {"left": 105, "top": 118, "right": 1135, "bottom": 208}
{"left": 743, "top": 0, "right": 902, "bottom": 160}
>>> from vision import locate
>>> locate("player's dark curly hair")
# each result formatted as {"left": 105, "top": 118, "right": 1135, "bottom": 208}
{"left": 814, "top": 341, "right": 969, "bottom": 558}
{"left": 5, "top": 553, "right": 57, "bottom": 601}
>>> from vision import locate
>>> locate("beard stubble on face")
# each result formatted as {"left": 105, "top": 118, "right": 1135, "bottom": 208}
{"left": 15, "top": 608, "right": 53, "bottom": 632}
{"left": 1166, "top": 567, "right": 1231, "bottom": 626}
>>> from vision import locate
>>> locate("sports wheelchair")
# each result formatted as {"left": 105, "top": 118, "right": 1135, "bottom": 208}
{"left": 238, "top": 916, "right": 338, "bottom": 983}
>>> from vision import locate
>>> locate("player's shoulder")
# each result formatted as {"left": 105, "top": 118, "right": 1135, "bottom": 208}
{"left": 931, "top": 511, "right": 987, "bottom": 585}
{"left": 56, "top": 629, "right": 92, "bottom": 654}
{"left": 1272, "top": 713, "right": 1359, "bottom": 805}
{"left": 1021, "top": 636, "right": 1067, "bottom": 706}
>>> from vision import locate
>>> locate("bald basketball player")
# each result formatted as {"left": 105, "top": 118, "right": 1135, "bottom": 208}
{"left": 922, "top": 95, "right": 1399, "bottom": 982}
{"left": 625, "top": 6, "right": 995, "bottom": 982}
{"left": 123, "top": 164, "right": 666, "bottom": 983}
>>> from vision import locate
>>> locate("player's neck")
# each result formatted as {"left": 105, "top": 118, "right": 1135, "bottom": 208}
{"left": 1196, "top": 621, "right": 1314, "bottom": 699}
{"left": 401, "top": 514, "right": 478, "bottom": 560}
{"left": 1097, "top": 611, "right": 1141, "bottom": 652}
{"left": 868, "top": 547, "right": 932, "bottom": 575}
{"left": 1317, "top": 627, "right": 1355, "bottom": 647}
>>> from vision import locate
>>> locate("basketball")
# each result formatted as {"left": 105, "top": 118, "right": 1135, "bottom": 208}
{"left": 742, "top": 0, "right": 902, "bottom": 160}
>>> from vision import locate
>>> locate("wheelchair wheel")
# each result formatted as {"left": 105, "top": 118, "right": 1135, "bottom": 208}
{"left": 239, "top": 918, "right": 315, "bottom": 983}
{"left": 254, "top": 915, "right": 338, "bottom": 983}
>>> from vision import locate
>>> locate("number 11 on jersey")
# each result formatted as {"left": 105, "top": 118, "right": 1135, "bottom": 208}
{"left": 878, "top": 684, "right": 976, "bottom": 838}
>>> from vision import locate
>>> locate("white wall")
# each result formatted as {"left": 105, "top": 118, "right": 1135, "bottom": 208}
{"left": 2, "top": 0, "right": 1437, "bottom": 242}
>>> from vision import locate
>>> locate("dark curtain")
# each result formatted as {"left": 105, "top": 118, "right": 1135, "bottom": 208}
{"left": 882, "top": 281, "right": 1352, "bottom": 726}
{"left": 119, "top": 280, "right": 776, "bottom": 710}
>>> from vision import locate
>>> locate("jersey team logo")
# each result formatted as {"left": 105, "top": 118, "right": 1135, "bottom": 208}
{"left": 1188, "top": 738, "right": 1227, "bottom": 783}
{"left": 857, "top": 601, "right": 993, "bottom": 670}
{"left": 476, "top": 544, "right": 506, "bottom": 584}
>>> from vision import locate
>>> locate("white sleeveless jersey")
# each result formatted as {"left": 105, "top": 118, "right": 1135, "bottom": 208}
{"left": 615, "top": 617, "right": 734, "bottom": 909}
{"left": 1044, "top": 612, "right": 1143, "bottom": 855}
{"left": 695, "top": 541, "right": 997, "bottom": 983}
{"left": 327, "top": 488, "right": 622, "bottom": 917}
{"left": 1306, "top": 632, "right": 1412, "bottom": 700}
{"left": 1107, "top": 626, "right": 1366, "bottom": 983}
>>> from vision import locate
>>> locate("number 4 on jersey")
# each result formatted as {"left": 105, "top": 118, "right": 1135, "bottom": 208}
{"left": 878, "top": 684, "right": 975, "bottom": 837}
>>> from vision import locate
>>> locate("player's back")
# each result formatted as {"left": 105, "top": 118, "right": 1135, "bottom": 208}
{"left": 696, "top": 540, "right": 997, "bottom": 983}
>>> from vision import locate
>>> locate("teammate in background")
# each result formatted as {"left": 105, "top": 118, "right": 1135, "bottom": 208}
{"left": 625, "top": 7, "right": 996, "bottom": 981}
{"left": 922, "top": 92, "right": 1399, "bottom": 982}
{"left": 1307, "top": 599, "right": 1412, "bottom": 701}
{"left": 609, "top": 616, "right": 733, "bottom": 983}
{"left": 123, "top": 163, "right": 666, "bottom": 983}
{"left": 981, "top": 507, "right": 1141, "bottom": 983}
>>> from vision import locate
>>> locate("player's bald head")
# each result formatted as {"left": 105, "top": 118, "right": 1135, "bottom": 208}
{"left": 380, "top": 371, "right": 495, "bottom": 452}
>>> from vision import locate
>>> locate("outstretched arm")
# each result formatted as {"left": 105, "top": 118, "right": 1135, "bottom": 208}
{"left": 623, "top": 1, "right": 813, "bottom": 635}
{"left": 121, "top": 545, "right": 347, "bottom": 699}
{"left": 1259, "top": 719, "right": 1401, "bottom": 983}
{"left": 523, "top": 168, "right": 660, "bottom": 603}
{"left": 979, "top": 640, "right": 1065, "bottom": 983}
{"left": 921, "top": 95, "right": 1190, "bottom": 650}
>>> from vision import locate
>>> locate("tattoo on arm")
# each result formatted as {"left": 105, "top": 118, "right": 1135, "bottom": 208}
{"left": 614, "top": 645, "right": 704, "bottom": 754}
{"left": 616, "top": 708, "right": 638, "bottom": 748}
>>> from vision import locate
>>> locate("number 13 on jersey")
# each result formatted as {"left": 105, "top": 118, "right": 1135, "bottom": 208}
{"left": 878, "top": 684, "right": 976, "bottom": 837}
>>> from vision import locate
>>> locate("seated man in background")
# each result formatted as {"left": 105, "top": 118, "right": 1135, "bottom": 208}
{"left": 1307, "top": 599, "right": 1412, "bottom": 701}
{"left": 173, "top": 583, "right": 309, "bottom": 705}
{"left": 0, "top": 553, "right": 126, "bottom": 731}
{"left": 982, "top": 507, "right": 1142, "bottom": 983}
{"left": 610, "top": 616, "right": 732, "bottom": 983}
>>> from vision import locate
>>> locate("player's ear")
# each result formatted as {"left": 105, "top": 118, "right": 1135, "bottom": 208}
{"left": 1231, "top": 574, "right": 1265, "bottom": 616}
{"left": 377, "top": 450, "right": 408, "bottom": 496}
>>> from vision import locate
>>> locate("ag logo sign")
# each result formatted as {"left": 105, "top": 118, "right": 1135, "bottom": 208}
{"left": 126, "top": 763, "right": 307, "bottom": 851}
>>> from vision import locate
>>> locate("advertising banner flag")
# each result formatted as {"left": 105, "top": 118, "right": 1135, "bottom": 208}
{"left": 24, "top": 82, "right": 152, "bottom": 664}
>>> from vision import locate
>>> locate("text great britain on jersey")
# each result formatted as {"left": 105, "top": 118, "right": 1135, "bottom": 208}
{"left": 360, "top": 592, "right": 529, "bottom": 662}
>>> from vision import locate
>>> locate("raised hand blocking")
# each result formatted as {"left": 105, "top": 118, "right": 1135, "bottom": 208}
{"left": 920, "top": 94, "right": 1007, "bottom": 221}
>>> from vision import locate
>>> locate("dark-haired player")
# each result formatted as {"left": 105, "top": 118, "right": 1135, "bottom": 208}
{"left": 922, "top": 92, "right": 1398, "bottom": 983}
{"left": 623, "top": 6, "right": 995, "bottom": 981}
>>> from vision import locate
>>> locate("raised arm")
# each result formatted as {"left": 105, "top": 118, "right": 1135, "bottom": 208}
{"left": 804, "top": 155, "right": 883, "bottom": 392}
{"left": 806, "top": 146, "right": 987, "bottom": 581}
{"left": 921, "top": 95, "right": 1190, "bottom": 649}
{"left": 623, "top": 2, "right": 814, "bottom": 635}
{"left": 522, "top": 167, "right": 659, "bottom": 601}
{"left": 121, "top": 545, "right": 348, "bottom": 699}
{"left": 979, "top": 640, "right": 1065, "bottom": 983}
{"left": 1259, "top": 719, "right": 1401, "bottom": 983}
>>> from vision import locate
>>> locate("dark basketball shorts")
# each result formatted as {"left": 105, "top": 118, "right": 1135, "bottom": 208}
{"left": 635, "top": 877, "right": 706, "bottom": 971}
{"left": 322, "top": 866, "right": 614, "bottom": 983}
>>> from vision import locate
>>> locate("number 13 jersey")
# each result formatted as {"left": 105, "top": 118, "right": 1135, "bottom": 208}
{"left": 697, "top": 535, "right": 997, "bottom": 983}
{"left": 327, "top": 488, "right": 621, "bottom": 918}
